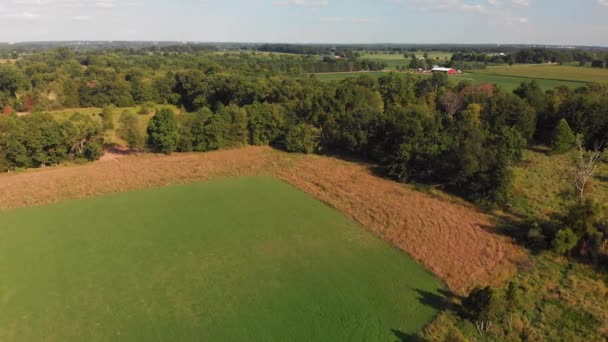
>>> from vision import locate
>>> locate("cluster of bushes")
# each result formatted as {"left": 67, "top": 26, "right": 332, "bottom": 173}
{"left": 0, "top": 112, "right": 103, "bottom": 171}
{"left": 144, "top": 105, "right": 321, "bottom": 156}
{"left": 521, "top": 199, "right": 607, "bottom": 264}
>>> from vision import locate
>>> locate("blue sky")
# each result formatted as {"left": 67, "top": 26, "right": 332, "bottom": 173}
{"left": 0, "top": 0, "right": 606, "bottom": 46}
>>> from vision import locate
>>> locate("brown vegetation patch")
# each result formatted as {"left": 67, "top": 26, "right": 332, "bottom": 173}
{"left": 0, "top": 146, "right": 527, "bottom": 294}
{"left": 276, "top": 155, "right": 527, "bottom": 295}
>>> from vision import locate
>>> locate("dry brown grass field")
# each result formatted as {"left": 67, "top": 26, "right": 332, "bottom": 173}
{"left": 0, "top": 146, "right": 527, "bottom": 295}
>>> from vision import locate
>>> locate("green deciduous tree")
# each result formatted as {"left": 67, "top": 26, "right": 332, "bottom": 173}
{"left": 118, "top": 111, "right": 146, "bottom": 152}
{"left": 284, "top": 123, "right": 321, "bottom": 154}
{"left": 147, "top": 108, "right": 179, "bottom": 154}
{"left": 551, "top": 119, "right": 575, "bottom": 154}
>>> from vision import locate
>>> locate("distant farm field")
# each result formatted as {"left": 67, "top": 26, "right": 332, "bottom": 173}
{"left": 458, "top": 73, "right": 587, "bottom": 91}
{"left": 472, "top": 64, "right": 608, "bottom": 85}
{"left": 359, "top": 52, "right": 452, "bottom": 70}
{"left": 312, "top": 70, "right": 588, "bottom": 91}
{"left": 0, "top": 177, "right": 444, "bottom": 341}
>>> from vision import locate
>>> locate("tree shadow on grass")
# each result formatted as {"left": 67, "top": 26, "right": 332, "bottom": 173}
{"left": 390, "top": 329, "right": 421, "bottom": 342}
{"left": 415, "top": 288, "right": 450, "bottom": 311}
{"left": 389, "top": 289, "right": 456, "bottom": 342}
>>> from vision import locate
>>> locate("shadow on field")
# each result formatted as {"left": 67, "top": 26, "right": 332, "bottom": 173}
{"left": 104, "top": 143, "right": 133, "bottom": 155}
{"left": 389, "top": 289, "right": 457, "bottom": 341}
{"left": 390, "top": 329, "right": 420, "bottom": 341}
{"left": 415, "top": 288, "right": 450, "bottom": 311}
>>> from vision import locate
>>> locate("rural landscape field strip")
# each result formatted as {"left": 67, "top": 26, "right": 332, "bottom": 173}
{"left": 474, "top": 64, "right": 608, "bottom": 84}
{"left": 0, "top": 147, "right": 525, "bottom": 295}
{"left": 0, "top": 177, "right": 443, "bottom": 340}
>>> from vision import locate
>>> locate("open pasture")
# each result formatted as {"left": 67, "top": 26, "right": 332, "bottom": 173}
{"left": 472, "top": 64, "right": 608, "bottom": 84}
{"left": 0, "top": 176, "right": 444, "bottom": 341}
{"left": 459, "top": 73, "right": 587, "bottom": 91}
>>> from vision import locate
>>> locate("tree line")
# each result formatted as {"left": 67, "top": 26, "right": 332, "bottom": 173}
{"left": 451, "top": 48, "right": 608, "bottom": 67}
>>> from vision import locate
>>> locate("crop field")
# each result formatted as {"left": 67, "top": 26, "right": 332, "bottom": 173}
{"left": 459, "top": 73, "right": 587, "bottom": 91}
{"left": 0, "top": 177, "right": 443, "bottom": 341}
{"left": 312, "top": 70, "right": 587, "bottom": 91}
{"left": 472, "top": 64, "right": 608, "bottom": 84}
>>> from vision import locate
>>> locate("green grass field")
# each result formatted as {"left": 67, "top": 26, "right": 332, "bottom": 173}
{"left": 459, "top": 73, "right": 587, "bottom": 92}
{"left": 0, "top": 177, "right": 443, "bottom": 341}
{"left": 472, "top": 64, "right": 608, "bottom": 85}
{"left": 312, "top": 70, "right": 588, "bottom": 91}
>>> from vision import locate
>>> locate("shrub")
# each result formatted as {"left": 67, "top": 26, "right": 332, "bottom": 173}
{"left": 100, "top": 106, "right": 115, "bottom": 131}
{"left": 552, "top": 228, "right": 579, "bottom": 255}
{"left": 284, "top": 123, "right": 321, "bottom": 154}
{"left": 550, "top": 119, "right": 575, "bottom": 154}
{"left": 119, "top": 111, "right": 146, "bottom": 152}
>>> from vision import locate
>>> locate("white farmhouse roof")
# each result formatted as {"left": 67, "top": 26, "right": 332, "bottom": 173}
{"left": 431, "top": 67, "right": 454, "bottom": 72}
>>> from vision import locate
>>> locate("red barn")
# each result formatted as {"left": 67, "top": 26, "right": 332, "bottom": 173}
{"left": 431, "top": 67, "right": 457, "bottom": 74}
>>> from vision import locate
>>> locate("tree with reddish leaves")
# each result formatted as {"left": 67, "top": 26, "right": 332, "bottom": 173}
{"left": 2, "top": 106, "right": 12, "bottom": 116}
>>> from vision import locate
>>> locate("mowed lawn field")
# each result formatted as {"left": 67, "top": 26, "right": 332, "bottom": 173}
{"left": 313, "top": 70, "right": 588, "bottom": 91}
{"left": 459, "top": 72, "right": 587, "bottom": 91}
{"left": 473, "top": 64, "right": 608, "bottom": 83}
{"left": 0, "top": 176, "right": 443, "bottom": 341}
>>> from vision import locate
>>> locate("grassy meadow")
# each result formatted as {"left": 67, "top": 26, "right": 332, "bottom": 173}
{"left": 45, "top": 104, "right": 178, "bottom": 146}
{"left": 313, "top": 70, "right": 589, "bottom": 91}
{"left": 0, "top": 177, "right": 443, "bottom": 341}
{"left": 512, "top": 147, "right": 608, "bottom": 219}
{"left": 459, "top": 72, "right": 587, "bottom": 92}
{"left": 472, "top": 64, "right": 608, "bottom": 84}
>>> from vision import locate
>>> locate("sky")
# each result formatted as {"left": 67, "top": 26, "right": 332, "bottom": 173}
{"left": 0, "top": 0, "right": 607, "bottom": 46}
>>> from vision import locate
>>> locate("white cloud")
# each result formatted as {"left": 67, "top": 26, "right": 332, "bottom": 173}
{"left": 72, "top": 15, "right": 92, "bottom": 21}
{"left": 487, "top": 0, "right": 503, "bottom": 7}
{"left": 393, "top": 0, "right": 489, "bottom": 14}
{"left": 94, "top": 2, "right": 117, "bottom": 8}
{"left": 506, "top": 15, "right": 528, "bottom": 24}
{"left": 597, "top": 0, "right": 608, "bottom": 7}
{"left": 1, "top": 11, "right": 41, "bottom": 20}
{"left": 511, "top": 0, "right": 529, "bottom": 7}
{"left": 319, "top": 16, "right": 342, "bottom": 22}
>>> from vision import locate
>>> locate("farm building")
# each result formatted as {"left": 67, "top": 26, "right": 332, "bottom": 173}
{"left": 431, "top": 67, "right": 457, "bottom": 74}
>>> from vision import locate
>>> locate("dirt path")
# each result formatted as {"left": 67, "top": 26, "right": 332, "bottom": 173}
{"left": 0, "top": 147, "right": 527, "bottom": 294}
